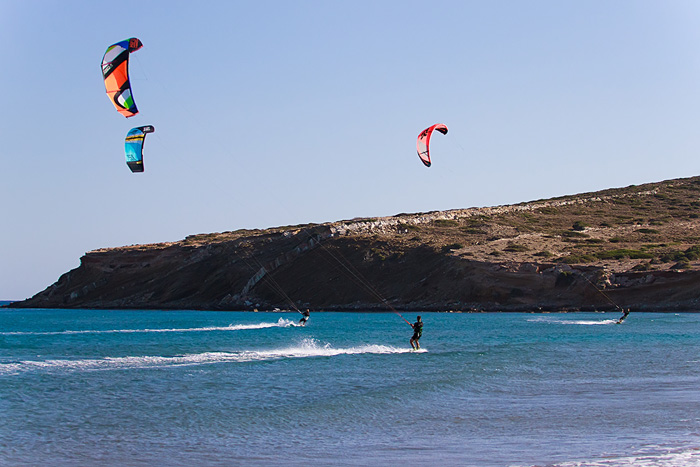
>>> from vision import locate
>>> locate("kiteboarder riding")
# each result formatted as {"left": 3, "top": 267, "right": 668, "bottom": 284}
{"left": 410, "top": 316, "right": 423, "bottom": 350}
{"left": 616, "top": 309, "right": 630, "bottom": 324}
{"left": 298, "top": 310, "right": 310, "bottom": 326}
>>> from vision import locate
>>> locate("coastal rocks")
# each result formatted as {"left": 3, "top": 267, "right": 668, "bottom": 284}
{"left": 611, "top": 273, "right": 657, "bottom": 288}
{"left": 10, "top": 177, "right": 700, "bottom": 311}
{"left": 12, "top": 234, "right": 698, "bottom": 311}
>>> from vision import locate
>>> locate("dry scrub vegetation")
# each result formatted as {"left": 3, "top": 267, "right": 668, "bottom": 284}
{"left": 362, "top": 176, "right": 700, "bottom": 273}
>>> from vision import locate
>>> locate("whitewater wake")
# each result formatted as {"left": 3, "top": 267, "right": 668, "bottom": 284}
{"left": 0, "top": 338, "right": 421, "bottom": 375}
{"left": 528, "top": 316, "right": 618, "bottom": 326}
{"left": 0, "top": 317, "right": 297, "bottom": 336}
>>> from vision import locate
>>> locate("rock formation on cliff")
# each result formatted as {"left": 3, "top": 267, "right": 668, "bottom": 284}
{"left": 11, "top": 176, "right": 700, "bottom": 311}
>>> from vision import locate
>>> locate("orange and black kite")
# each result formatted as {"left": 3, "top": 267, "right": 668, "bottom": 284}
{"left": 101, "top": 38, "right": 143, "bottom": 118}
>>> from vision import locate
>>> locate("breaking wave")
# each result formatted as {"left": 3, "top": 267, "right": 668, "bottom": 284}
{"left": 535, "top": 443, "right": 700, "bottom": 467}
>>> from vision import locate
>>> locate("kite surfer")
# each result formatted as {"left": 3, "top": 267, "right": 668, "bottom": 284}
{"left": 298, "top": 310, "right": 310, "bottom": 326}
{"left": 410, "top": 316, "right": 423, "bottom": 350}
{"left": 616, "top": 309, "right": 630, "bottom": 324}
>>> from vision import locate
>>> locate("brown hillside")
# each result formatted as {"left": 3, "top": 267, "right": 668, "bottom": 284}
{"left": 10, "top": 176, "right": 700, "bottom": 311}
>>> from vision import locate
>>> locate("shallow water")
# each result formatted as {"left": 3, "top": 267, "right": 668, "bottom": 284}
{"left": 1, "top": 309, "right": 699, "bottom": 466}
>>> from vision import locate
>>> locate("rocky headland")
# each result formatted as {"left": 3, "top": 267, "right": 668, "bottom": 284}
{"left": 10, "top": 176, "right": 700, "bottom": 311}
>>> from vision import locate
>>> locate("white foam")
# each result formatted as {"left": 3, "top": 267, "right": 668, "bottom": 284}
{"left": 528, "top": 317, "right": 618, "bottom": 326}
{"left": 0, "top": 338, "right": 419, "bottom": 375}
{"left": 568, "top": 320, "right": 618, "bottom": 325}
{"left": 0, "top": 317, "right": 296, "bottom": 336}
{"left": 541, "top": 444, "right": 700, "bottom": 467}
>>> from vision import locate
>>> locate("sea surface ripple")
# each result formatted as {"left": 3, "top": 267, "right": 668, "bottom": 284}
{"left": 1, "top": 309, "right": 698, "bottom": 466}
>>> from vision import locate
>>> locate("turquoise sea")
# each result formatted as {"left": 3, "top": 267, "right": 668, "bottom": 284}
{"left": 1, "top": 309, "right": 699, "bottom": 466}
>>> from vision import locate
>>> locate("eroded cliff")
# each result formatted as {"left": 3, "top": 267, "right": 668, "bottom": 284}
{"left": 11, "top": 176, "right": 700, "bottom": 311}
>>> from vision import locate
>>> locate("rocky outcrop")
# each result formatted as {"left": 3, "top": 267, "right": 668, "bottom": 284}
{"left": 9, "top": 176, "right": 700, "bottom": 311}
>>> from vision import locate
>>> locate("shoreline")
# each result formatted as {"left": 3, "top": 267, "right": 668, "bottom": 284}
{"left": 3, "top": 304, "right": 698, "bottom": 313}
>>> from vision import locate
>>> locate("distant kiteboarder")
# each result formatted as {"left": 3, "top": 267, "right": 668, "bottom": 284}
{"left": 410, "top": 316, "right": 423, "bottom": 350}
{"left": 616, "top": 309, "right": 630, "bottom": 324}
{"left": 298, "top": 310, "right": 310, "bottom": 326}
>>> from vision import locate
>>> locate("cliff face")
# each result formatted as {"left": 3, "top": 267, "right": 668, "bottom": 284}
{"left": 11, "top": 176, "right": 700, "bottom": 311}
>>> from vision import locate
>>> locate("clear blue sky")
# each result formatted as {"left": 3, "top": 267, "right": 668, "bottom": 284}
{"left": 2, "top": 0, "right": 700, "bottom": 300}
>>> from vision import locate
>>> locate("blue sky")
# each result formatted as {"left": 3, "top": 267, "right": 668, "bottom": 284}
{"left": 2, "top": 0, "right": 700, "bottom": 299}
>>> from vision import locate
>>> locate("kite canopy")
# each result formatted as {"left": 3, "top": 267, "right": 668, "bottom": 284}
{"left": 125, "top": 125, "right": 155, "bottom": 173}
{"left": 416, "top": 123, "right": 448, "bottom": 167}
{"left": 101, "top": 38, "right": 143, "bottom": 118}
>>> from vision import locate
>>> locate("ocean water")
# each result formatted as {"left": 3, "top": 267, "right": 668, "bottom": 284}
{"left": 1, "top": 309, "right": 699, "bottom": 466}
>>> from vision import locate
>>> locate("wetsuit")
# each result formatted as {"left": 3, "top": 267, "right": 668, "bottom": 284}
{"left": 411, "top": 321, "right": 423, "bottom": 341}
